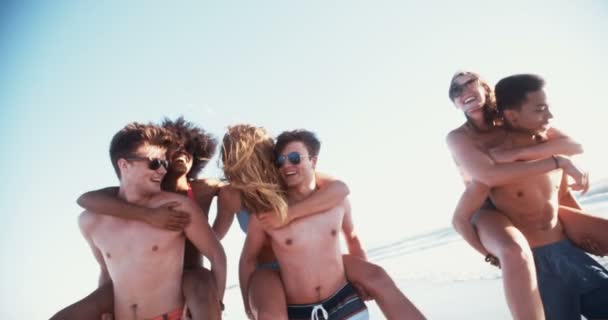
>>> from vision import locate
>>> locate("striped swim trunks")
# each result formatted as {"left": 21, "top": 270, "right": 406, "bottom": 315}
{"left": 287, "top": 282, "right": 368, "bottom": 320}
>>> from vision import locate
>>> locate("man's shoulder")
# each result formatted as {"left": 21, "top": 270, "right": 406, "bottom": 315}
{"left": 154, "top": 191, "right": 193, "bottom": 205}
{"left": 78, "top": 210, "right": 100, "bottom": 234}
{"left": 78, "top": 209, "right": 97, "bottom": 221}
{"left": 340, "top": 197, "right": 351, "bottom": 210}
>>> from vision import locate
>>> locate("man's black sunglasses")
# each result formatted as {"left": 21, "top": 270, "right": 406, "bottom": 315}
{"left": 275, "top": 151, "right": 311, "bottom": 168}
{"left": 125, "top": 156, "right": 169, "bottom": 170}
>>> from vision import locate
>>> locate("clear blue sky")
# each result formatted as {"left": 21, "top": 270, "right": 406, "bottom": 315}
{"left": 1, "top": 1, "right": 607, "bottom": 318}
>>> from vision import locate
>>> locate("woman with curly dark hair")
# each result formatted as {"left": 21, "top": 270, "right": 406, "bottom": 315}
{"left": 53, "top": 120, "right": 424, "bottom": 320}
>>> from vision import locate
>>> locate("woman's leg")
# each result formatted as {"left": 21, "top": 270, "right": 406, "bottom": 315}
{"left": 342, "top": 255, "right": 425, "bottom": 320}
{"left": 475, "top": 209, "right": 544, "bottom": 320}
{"left": 49, "top": 281, "right": 114, "bottom": 320}
{"left": 248, "top": 268, "right": 287, "bottom": 320}
{"left": 182, "top": 267, "right": 221, "bottom": 320}
{"left": 558, "top": 205, "right": 608, "bottom": 256}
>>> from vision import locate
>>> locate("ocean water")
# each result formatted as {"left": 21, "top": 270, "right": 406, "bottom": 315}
{"left": 360, "top": 183, "right": 608, "bottom": 319}
{"left": 37, "top": 181, "right": 606, "bottom": 320}
{"left": 219, "top": 182, "right": 608, "bottom": 319}
{"left": 367, "top": 183, "right": 608, "bottom": 284}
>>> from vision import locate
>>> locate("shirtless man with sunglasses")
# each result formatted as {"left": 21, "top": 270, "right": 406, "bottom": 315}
{"left": 51, "top": 118, "right": 225, "bottom": 320}
{"left": 239, "top": 129, "right": 413, "bottom": 320}
{"left": 70, "top": 123, "right": 226, "bottom": 320}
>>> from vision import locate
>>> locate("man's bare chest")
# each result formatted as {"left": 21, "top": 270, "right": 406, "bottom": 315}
{"left": 93, "top": 218, "right": 182, "bottom": 259}
{"left": 269, "top": 207, "right": 344, "bottom": 250}
{"left": 490, "top": 169, "right": 562, "bottom": 216}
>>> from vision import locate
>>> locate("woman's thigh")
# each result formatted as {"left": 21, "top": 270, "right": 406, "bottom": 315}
{"left": 475, "top": 209, "right": 530, "bottom": 256}
{"left": 342, "top": 255, "right": 389, "bottom": 294}
{"left": 50, "top": 281, "right": 114, "bottom": 320}
{"left": 248, "top": 268, "right": 287, "bottom": 317}
{"left": 559, "top": 205, "right": 608, "bottom": 255}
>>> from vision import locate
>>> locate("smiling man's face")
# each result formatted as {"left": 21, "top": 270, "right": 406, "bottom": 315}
{"left": 277, "top": 141, "right": 317, "bottom": 189}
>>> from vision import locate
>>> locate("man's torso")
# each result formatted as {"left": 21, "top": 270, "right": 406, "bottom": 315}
{"left": 266, "top": 202, "right": 347, "bottom": 305}
{"left": 88, "top": 193, "right": 186, "bottom": 319}
{"left": 488, "top": 132, "right": 566, "bottom": 247}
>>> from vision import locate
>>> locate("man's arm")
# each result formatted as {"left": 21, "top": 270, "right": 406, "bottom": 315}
{"left": 78, "top": 187, "right": 190, "bottom": 231}
{"left": 212, "top": 185, "right": 241, "bottom": 240}
{"left": 257, "top": 172, "right": 349, "bottom": 228}
{"left": 341, "top": 198, "right": 367, "bottom": 260}
{"left": 238, "top": 215, "right": 268, "bottom": 319}
{"left": 78, "top": 211, "right": 110, "bottom": 287}
{"left": 447, "top": 130, "right": 571, "bottom": 187}
{"left": 490, "top": 127, "right": 583, "bottom": 163}
{"left": 291, "top": 172, "right": 350, "bottom": 220}
{"left": 451, "top": 182, "right": 492, "bottom": 257}
{"left": 180, "top": 197, "right": 227, "bottom": 301}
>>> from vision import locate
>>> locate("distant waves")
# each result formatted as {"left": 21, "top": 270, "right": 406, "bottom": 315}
{"left": 365, "top": 182, "right": 608, "bottom": 282}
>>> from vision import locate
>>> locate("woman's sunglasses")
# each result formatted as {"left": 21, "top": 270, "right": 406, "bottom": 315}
{"left": 449, "top": 77, "right": 479, "bottom": 99}
{"left": 125, "top": 156, "right": 169, "bottom": 170}
{"left": 275, "top": 152, "right": 310, "bottom": 168}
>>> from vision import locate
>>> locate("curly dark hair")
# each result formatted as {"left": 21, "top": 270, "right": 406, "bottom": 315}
{"left": 161, "top": 117, "right": 218, "bottom": 180}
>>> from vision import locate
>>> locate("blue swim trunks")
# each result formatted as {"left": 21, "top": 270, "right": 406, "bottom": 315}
{"left": 287, "top": 282, "right": 368, "bottom": 320}
{"left": 533, "top": 239, "right": 608, "bottom": 320}
{"left": 257, "top": 261, "right": 280, "bottom": 270}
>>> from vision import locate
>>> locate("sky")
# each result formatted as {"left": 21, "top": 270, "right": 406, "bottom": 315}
{"left": 1, "top": 1, "right": 607, "bottom": 318}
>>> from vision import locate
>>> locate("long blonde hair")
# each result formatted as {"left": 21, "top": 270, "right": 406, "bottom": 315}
{"left": 221, "top": 124, "right": 288, "bottom": 221}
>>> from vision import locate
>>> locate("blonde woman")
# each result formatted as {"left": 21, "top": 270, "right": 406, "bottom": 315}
{"left": 216, "top": 124, "right": 423, "bottom": 320}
